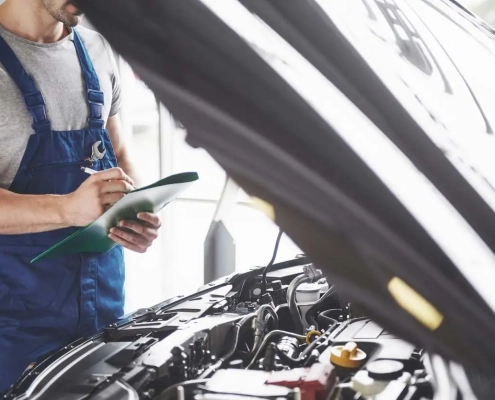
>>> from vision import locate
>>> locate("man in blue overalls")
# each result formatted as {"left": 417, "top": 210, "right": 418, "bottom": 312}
{"left": 0, "top": 0, "right": 162, "bottom": 392}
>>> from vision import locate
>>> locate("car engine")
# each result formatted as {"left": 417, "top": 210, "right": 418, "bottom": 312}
{"left": 6, "top": 258, "right": 434, "bottom": 400}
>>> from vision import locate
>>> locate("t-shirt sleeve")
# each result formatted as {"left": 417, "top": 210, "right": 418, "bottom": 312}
{"left": 102, "top": 37, "right": 122, "bottom": 117}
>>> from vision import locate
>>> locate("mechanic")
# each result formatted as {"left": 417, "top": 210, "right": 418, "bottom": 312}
{"left": 0, "top": 0, "right": 161, "bottom": 392}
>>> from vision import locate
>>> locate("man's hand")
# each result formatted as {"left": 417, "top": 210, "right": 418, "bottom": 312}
{"left": 105, "top": 114, "right": 161, "bottom": 254}
{"left": 65, "top": 167, "right": 135, "bottom": 226}
{"left": 108, "top": 212, "right": 161, "bottom": 253}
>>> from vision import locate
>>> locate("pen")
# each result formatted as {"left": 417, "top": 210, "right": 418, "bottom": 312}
{"left": 80, "top": 167, "right": 137, "bottom": 189}
{"left": 80, "top": 167, "right": 98, "bottom": 175}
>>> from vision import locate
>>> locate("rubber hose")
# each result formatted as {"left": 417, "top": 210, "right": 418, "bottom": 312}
{"left": 252, "top": 304, "right": 278, "bottom": 354}
{"left": 274, "top": 304, "right": 288, "bottom": 313}
{"left": 265, "top": 305, "right": 279, "bottom": 329}
{"left": 317, "top": 310, "right": 338, "bottom": 330}
{"left": 199, "top": 314, "right": 256, "bottom": 378}
{"left": 275, "top": 331, "right": 328, "bottom": 367}
{"left": 304, "top": 287, "right": 336, "bottom": 328}
{"left": 246, "top": 330, "right": 306, "bottom": 369}
{"left": 287, "top": 275, "right": 310, "bottom": 333}
{"left": 275, "top": 347, "right": 301, "bottom": 367}
{"left": 323, "top": 309, "right": 343, "bottom": 320}
{"left": 257, "top": 304, "right": 279, "bottom": 329}
{"left": 218, "top": 313, "right": 255, "bottom": 362}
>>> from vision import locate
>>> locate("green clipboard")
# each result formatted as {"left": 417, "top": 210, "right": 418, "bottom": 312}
{"left": 31, "top": 172, "right": 199, "bottom": 263}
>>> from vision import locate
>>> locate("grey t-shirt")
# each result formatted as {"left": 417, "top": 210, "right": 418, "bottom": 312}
{"left": 0, "top": 24, "right": 121, "bottom": 189}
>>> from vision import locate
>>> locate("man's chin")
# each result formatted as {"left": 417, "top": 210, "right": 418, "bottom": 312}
{"left": 65, "top": 15, "right": 83, "bottom": 27}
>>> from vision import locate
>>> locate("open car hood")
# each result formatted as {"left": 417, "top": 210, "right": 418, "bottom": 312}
{"left": 76, "top": 0, "right": 495, "bottom": 372}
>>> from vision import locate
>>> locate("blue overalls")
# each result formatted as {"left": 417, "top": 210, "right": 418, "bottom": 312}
{"left": 0, "top": 29, "right": 125, "bottom": 392}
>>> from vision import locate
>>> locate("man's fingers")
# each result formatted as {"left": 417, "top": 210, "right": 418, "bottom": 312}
{"left": 110, "top": 227, "right": 150, "bottom": 246}
{"left": 137, "top": 212, "right": 161, "bottom": 228}
{"left": 108, "top": 216, "right": 160, "bottom": 255}
{"left": 118, "top": 220, "right": 158, "bottom": 239}
{"left": 92, "top": 167, "right": 134, "bottom": 185}
{"left": 100, "top": 180, "right": 134, "bottom": 194}
{"left": 102, "top": 192, "right": 126, "bottom": 205}
{"left": 108, "top": 233, "right": 147, "bottom": 253}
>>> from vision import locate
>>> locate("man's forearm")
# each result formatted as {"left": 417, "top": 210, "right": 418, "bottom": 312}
{"left": 106, "top": 114, "right": 141, "bottom": 186}
{"left": 118, "top": 153, "right": 139, "bottom": 186}
{"left": 0, "top": 188, "right": 70, "bottom": 234}
{"left": 0, "top": 167, "right": 135, "bottom": 235}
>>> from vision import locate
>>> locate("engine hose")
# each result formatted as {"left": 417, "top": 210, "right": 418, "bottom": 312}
{"left": 252, "top": 304, "right": 279, "bottom": 354}
{"left": 287, "top": 275, "right": 310, "bottom": 334}
{"left": 156, "top": 379, "right": 209, "bottom": 400}
{"left": 246, "top": 330, "right": 306, "bottom": 369}
{"left": 317, "top": 310, "right": 338, "bottom": 331}
{"left": 275, "top": 330, "right": 329, "bottom": 367}
{"left": 199, "top": 314, "right": 256, "bottom": 379}
{"left": 258, "top": 304, "right": 279, "bottom": 329}
{"left": 274, "top": 304, "right": 288, "bottom": 313}
{"left": 275, "top": 347, "right": 301, "bottom": 367}
{"left": 266, "top": 306, "right": 279, "bottom": 328}
{"left": 304, "top": 287, "right": 336, "bottom": 328}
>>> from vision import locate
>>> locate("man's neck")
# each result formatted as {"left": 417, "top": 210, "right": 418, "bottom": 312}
{"left": 0, "top": 0, "right": 68, "bottom": 43}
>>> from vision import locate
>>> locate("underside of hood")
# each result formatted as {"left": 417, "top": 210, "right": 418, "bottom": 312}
{"left": 76, "top": 0, "right": 495, "bottom": 372}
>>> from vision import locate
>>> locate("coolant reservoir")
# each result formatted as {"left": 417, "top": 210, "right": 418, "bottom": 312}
{"left": 295, "top": 282, "right": 321, "bottom": 328}
{"left": 351, "top": 360, "right": 410, "bottom": 397}
{"left": 318, "top": 278, "right": 329, "bottom": 294}
{"left": 352, "top": 370, "right": 389, "bottom": 397}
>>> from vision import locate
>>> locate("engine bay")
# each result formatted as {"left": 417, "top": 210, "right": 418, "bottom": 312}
{"left": 7, "top": 258, "right": 434, "bottom": 400}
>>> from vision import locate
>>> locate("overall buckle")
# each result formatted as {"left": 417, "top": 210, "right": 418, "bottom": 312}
{"left": 87, "top": 89, "right": 104, "bottom": 129}
{"left": 23, "top": 92, "right": 51, "bottom": 133}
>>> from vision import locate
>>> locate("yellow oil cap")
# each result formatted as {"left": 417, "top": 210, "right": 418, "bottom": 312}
{"left": 330, "top": 342, "right": 367, "bottom": 368}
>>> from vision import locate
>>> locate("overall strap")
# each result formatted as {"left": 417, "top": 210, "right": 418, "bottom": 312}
{"left": 72, "top": 28, "right": 105, "bottom": 129}
{"left": 0, "top": 35, "right": 51, "bottom": 134}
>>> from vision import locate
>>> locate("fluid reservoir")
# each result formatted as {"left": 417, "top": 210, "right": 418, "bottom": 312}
{"left": 295, "top": 283, "right": 321, "bottom": 328}
{"left": 318, "top": 278, "right": 329, "bottom": 294}
{"left": 351, "top": 360, "right": 410, "bottom": 397}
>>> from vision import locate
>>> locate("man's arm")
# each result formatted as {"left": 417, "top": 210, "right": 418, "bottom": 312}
{"left": 0, "top": 168, "right": 134, "bottom": 235}
{"left": 106, "top": 114, "right": 161, "bottom": 253}
{"left": 0, "top": 190, "right": 70, "bottom": 234}
{"left": 106, "top": 114, "right": 139, "bottom": 183}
